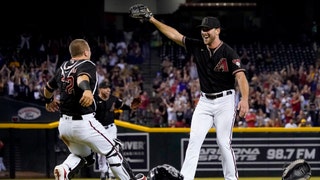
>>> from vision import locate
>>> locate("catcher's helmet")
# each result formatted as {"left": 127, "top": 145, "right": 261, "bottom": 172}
{"left": 282, "top": 159, "right": 311, "bottom": 180}
{"left": 147, "top": 164, "right": 183, "bottom": 180}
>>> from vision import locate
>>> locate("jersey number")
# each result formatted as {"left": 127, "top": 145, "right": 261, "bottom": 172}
{"left": 61, "top": 76, "right": 75, "bottom": 94}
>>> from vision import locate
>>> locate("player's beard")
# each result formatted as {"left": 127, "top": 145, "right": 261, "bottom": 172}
{"left": 202, "top": 33, "right": 215, "bottom": 45}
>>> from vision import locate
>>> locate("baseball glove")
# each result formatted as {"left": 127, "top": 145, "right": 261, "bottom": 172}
{"left": 282, "top": 159, "right": 311, "bottom": 180}
{"left": 130, "top": 96, "right": 142, "bottom": 110}
{"left": 129, "top": 4, "right": 153, "bottom": 22}
{"left": 147, "top": 164, "right": 184, "bottom": 180}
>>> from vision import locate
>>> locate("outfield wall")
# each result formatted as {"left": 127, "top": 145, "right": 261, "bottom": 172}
{"left": 0, "top": 121, "right": 319, "bottom": 178}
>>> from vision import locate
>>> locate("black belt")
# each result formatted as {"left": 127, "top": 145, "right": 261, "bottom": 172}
{"left": 60, "top": 114, "right": 83, "bottom": 120}
{"left": 202, "top": 90, "right": 232, "bottom": 100}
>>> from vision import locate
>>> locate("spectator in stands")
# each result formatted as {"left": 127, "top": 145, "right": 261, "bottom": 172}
{"left": 107, "top": 51, "right": 119, "bottom": 72}
{"left": 291, "top": 91, "right": 301, "bottom": 117}
{"left": 285, "top": 119, "right": 297, "bottom": 128}
{"left": 301, "top": 84, "right": 312, "bottom": 108}
{"left": 273, "top": 117, "right": 283, "bottom": 127}
{"left": 284, "top": 107, "right": 294, "bottom": 124}
{"left": 0, "top": 65, "right": 10, "bottom": 96}
{"left": 115, "top": 38, "right": 128, "bottom": 60}
{"left": 314, "top": 83, "right": 320, "bottom": 109}
{"left": 127, "top": 41, "right": 143, "bottom": 64}
{"left": 110, "top": 66, "right": 125, "bottom": 90}
{"left": 19, "top": 32, "right": 31, "bottom": 52}
{"left": 298, "top": 118, "right": 311, "bottom": 127}
{"left": 255, "top": 108, "right": 266, "bottom": 127}
{"left": 123, "top": 30, "right": 133, "bottom": 45}
{"left": 152, "top": 72, "right": 163, "bottom": 96}
{"left": 265, "top": 91, "right": 274, "bottom": 118}
{"left": 137, "top": 90, "right": 150, "bottom": 124}
{"left": 296, "top": 109, "right": 307, "bottom": 123}
{"left": 96, "top": 63, "right": 108, "bottom": 85}
{"left": 2, "top": 22, "right": 320, "bottom": 130}
{"left": 175, "top": 106, "right": 186, "bottom": 127}
{"left": 158, "top": 101, "right": 168, "bottom": 127}
{"left": 162, "top": 97, "right": 177, "bottom": 127}
{"left": 153, "top": 107, "right": 164, "bottom": 127}
{"left": 307, "top": 103, "right": 319, "bottom": 127}
{"left": 187, "top": 55, "right": 198, "bottom": 80}
{"left": 161, "top": 56, "right": 173, "bottom": 80}
{"left": 245, "top": 109, "right": 257, "bottom": 127}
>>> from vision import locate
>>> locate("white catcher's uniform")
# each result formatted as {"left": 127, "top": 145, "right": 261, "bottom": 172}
{"left": 97, "top": 123, "right": 117, "bottom": 178}
{"left": 48, "top": 59, "right": 136, "bottom": 179}
{"left": 59, "top": 113, "right": 133, "bottom": 179}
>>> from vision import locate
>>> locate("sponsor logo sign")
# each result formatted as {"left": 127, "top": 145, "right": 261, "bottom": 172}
{"left": 181, "top": 137, "right": 320, "bottom": 171}
{"left": 18, "top": 107, "right": 41, "bottom": 120}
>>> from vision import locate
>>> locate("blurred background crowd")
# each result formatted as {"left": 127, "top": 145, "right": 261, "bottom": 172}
{"left": 0, "top": 0, "right": 320, "bottom": 128}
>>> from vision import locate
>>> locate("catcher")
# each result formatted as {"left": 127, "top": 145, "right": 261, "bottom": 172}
{"left": 282, "top": 159, "right": 312, "bottom": 180}
{"left": 95, "top": 80, "right": 142, "bottom": 180}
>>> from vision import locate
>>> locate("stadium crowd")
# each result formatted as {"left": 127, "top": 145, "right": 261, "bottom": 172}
{"left": 0, "top": 30, "right": 320, "bottom": 128}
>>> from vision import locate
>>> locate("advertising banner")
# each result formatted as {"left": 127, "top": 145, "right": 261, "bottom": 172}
{"left": 181, "top": 136, "right": 320, "bottom": 176}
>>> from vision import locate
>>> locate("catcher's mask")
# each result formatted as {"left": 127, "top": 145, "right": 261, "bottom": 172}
{"left": 282, "top": 159, "right": 311, "bottom": 180}
{"left": 147, "top": 164, "right": 183, "bottom": 180}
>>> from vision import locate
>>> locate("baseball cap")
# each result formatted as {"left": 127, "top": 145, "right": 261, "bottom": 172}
{"left": 99, "top": 81, "right": 112, "bottom": 89}
{"left": 197, "top": 17, "right": 221, "bottom": 30}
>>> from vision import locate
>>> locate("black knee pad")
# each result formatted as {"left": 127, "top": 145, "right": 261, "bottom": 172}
{"left": 113, "top": 138, "right": 123, "bottom": 152}
{"left": 106, "top": 138, "right": 123, "bottom": 159}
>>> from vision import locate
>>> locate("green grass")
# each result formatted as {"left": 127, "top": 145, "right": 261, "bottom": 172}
{"left": 4, "top": 178, "right": 320, "bottom": 180}
{"left": 196, "top": 178, "right": 320, "bottom": 180}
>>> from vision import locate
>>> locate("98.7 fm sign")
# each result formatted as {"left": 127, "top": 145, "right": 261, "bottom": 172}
{"left": 181, "top": 137, "right": 320, "bottom": 174}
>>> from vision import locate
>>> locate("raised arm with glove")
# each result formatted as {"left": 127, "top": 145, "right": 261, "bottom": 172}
{"left": 129, "top": 4, "right": 153, "bottom": 22}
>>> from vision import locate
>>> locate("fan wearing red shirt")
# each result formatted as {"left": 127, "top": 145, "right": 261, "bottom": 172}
{"left": 245, "top": 109, "right": 257, "bottom": 127}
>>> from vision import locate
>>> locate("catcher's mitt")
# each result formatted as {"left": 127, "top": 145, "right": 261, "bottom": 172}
{"left": 282, "top": 159, "right": 311, "bottom": 180}
{"left": 129, "top": 4, "right": 153, "bottom": 22}
{"left": 147, "top": 164, "right": 184, "bottom": 180}
{"left": 130, "top": 97, "right": 142, "bottom": 110}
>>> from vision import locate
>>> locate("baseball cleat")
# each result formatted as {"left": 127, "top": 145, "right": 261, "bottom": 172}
{"left": 100, "top": 171, "right": 107, "bottom": 180}
{"left": 135, "top": 173, "right": 147, "bottom": 180}
{"left": 54, "top": 165, "right": 69, "bottom": 180}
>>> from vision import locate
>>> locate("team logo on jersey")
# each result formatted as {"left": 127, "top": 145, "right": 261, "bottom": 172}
{"left": 232, "top": 59, "right": 241, "bottom": 67}
{"left": 214, "top": 58, "right": 228, "bottom": 72}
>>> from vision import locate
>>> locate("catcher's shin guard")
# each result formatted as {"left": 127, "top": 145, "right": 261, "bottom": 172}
{"left": 84, "top": 152, "right": 95, "bottom": 167}
{"left": 62, "top": 154, "right": 87, "bottom": 179}
{"left": 105, "top": 138, "right": 136, "bottom": 180}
